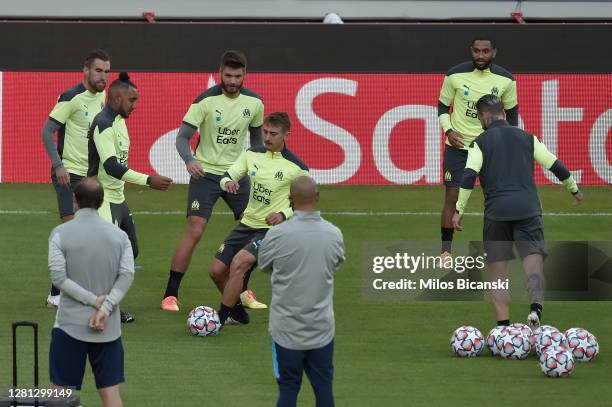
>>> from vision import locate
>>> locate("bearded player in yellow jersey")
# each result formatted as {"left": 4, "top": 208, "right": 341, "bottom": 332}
{"left": 438, "top": 38, "right": 519, "bottom": 258}
{"left": 161, "top": 51, "right": 267, "bottom": 312}
{"left": 88, "top": 72, "right": 173, "bottom": 322}
{"left": 41, "top": 49, "right": 110, "bottom": 308}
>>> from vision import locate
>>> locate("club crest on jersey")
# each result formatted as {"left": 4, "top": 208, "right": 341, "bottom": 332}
{"left": 215, "top": 109, "right": 223, "bottom": 124}
{"left": 274, "top": 171, "right": 284, "bottom": 181}
{"left": 252, "top": 239, "right": 263, "bottom": 249}
{"left": 191, "top": 200, "right": 200, "bottom": 211}
{"left": 243, "top": 108, "right": 251, "bottom": 118}
{"left": 491, "top": 87, "right": 499, "bottom": 95}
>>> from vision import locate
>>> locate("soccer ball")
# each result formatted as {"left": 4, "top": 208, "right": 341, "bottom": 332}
{"left": 510, "top": 323, "right": 535, "bottom": 354}
{"left": 566, "top": 328, "right": 599, "bottom": 362}
{"left": 539, "top": 347, "right": 575, "bottom": 377}
{"left": 532, "top": 324, "right": 559, "bottom": 340}
{"left": 564, "top": 327, "right": 584, "bottom": 338}
{"left": 498, "top": 328, "right": 531, "bottom": 360}
{"left": 486, "top": 326, "right": 509, "bottom": 356}
{"left": 187, "top": 306, "right": 221, "bottom": 337}
{"left": 450, "top": 326, "right": 484, "bottom": 357}
{"left": 534, "top": 325, "right": 567, "bottom": 357}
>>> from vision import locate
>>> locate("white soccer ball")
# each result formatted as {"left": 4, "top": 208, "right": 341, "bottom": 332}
{"left": 566, "top": 328, "right": 599, "bottom": 362}
{"left": 534, "top": 326, "right": 567, "bottom": 357}
{"left": 564, "top": 327, "right": 585, "bottom": 338}
{"left": 532, "top": 324, "right": 559, "bottom": 339}
{"left": 498, "top": 328, "right": 531, "bottom": 360}
{"left": 539, "top": 347, "right": 575, "bottom": 377}
{"left": 451, "top": 326, "right": 484, "bottom": 357}
{"left": 486, "top": 326, "right": 509, "bottom": 356}
{"left": 187, "top": 305, "right": 221, "bottom": 337}
{"left": 510, "top": 323, "right": 535, "bottom": 354}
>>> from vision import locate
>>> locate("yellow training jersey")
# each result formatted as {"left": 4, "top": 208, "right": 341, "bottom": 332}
{"left": 438, "top": 62, "right": 517, "bottom": 149}
{"left": 182, "top": 85, "right": 264, "bottom": 175}
{"left": 87, "top": 106, "right": 148, "bottom": 203}
{"left": 48, "top": 83, "right": 106, "bottom": 175}
{"left": 220, "top": 146, "right": 309, "bottom": 229}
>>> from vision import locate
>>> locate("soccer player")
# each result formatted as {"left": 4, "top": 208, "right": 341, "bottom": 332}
{"left": 438, "top": 38, "right": 519, "bottom": 258}
{"left": 41, "top": 49, "right": 111, "bottom": 308}
{"left": 452, "top": 95, "right": 583, "bottom": 328}
{"left": 88, "top": 72, "right": 173, "bottom": 323}
{"left": 210, "top": 112, "right": 309, "bottom": 327}
{"left": 161, "top": 50, "right": 266, "bottom": 312}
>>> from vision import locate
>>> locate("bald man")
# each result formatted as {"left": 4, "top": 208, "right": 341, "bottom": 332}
{"left": 258, "top": 176, "right": 345, "bottom": 407}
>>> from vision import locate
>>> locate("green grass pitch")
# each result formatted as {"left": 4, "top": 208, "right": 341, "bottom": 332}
{"left": 1, "top": 184, "right": 611, "bottom": 406}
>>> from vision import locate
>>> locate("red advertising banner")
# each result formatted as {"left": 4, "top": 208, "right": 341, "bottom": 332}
{"left": 1, "top": 72, "right": 611, "bottom": 184}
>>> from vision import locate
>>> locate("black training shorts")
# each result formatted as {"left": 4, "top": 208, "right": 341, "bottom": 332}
{"left": 186, "top": 173, "right": 249, "bottom": 220}
{"left": 483, "top": 215, "right": 547, "bottom": 263}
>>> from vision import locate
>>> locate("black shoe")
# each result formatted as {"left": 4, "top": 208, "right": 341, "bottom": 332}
{"left": 121, "top": 311, "right": 135, "bottom": 323}
{"left": 226, "top": 307, "right": 250, "bottom": 325}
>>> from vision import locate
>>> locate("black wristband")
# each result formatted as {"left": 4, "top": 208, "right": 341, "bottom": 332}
{"left": 572, "top": 190, "right": 579, "bottom": 196}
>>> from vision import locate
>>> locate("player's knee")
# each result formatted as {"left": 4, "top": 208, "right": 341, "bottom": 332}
{"left": 209, "top": 262, "right": 227, "bottom": 281}
{"left": 445, "top": 188, "right": 459, "bottom": 204}
{"left": 230, "top": 252, "right": 255, "bottom": 276}
{"left": 186, "top": 216, "right": 207, "bottom": 241}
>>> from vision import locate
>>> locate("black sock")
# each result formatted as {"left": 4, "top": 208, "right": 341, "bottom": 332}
{"left": 164, "top": 270, "right": 184, "bottom": 299}
{"left": 218, "top": 303, "right": 233, "bottom": 325}
{"left": 50, "top": 284, "right": 60, "bottom": 296}
{"left": 441, "top": 227, "right": 454, "bottom": 253}
{"left": 233, "top": 302, "right": 247, "bottom": 317}
{"left": 530, "top": 303, "right": 543, "bottom": 320}
{"left": 497, "top": 319, "right": 510, "bottom": 326}
{"left": 242, "top": 268, "right": 254, "bottom": 292}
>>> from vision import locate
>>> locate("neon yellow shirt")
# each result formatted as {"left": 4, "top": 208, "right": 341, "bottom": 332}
{"left": 183, "top": 85, "right": 264, "bottom": 175}
{"left": 49, "top": 83, "right": 106, "bottom": 175}
{"left": 87, "top": 106, "right": 148, "bottom": 203}
{"left": 220, "top": 146, "right": 309, "bottom": 229}
{"left": 439, "top": 62, "right": 517, "bottom": 149}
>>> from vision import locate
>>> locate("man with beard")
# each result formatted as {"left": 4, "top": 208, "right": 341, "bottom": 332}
{"left": 161, "top": 50, "right": 266, "bottom": 312}
{"left": 42, "top": 49, "right": 111, "bottom": 309}
{"left": 88, "top": 72, "right": 173, "bottom": 323}
{"left": 452, "top": 95, "right": 582, "bottom": 328}
{"left": 438, "top": 38, "right": 519, "bottom": 258}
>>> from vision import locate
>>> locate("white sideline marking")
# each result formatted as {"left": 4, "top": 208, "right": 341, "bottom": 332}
{"left": 0, "top": 210, "right": 610, "bottom": 217}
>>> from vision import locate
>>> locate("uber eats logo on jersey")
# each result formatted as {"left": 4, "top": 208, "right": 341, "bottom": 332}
{"left": 216, "top": 127, "right": 240, "bottom": 144}
{"left": 252, "top": 182, "right": 273, "bottom": 205}
{"left": 465, "top": 100, "right": 477, "bottom": 119}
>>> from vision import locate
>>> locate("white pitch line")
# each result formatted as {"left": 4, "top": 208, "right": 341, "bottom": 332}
{"left": 1, "top": 210, "right": 611, "bottom": 217}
